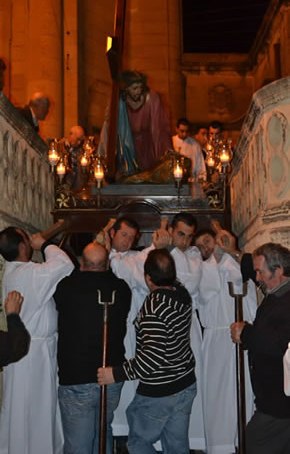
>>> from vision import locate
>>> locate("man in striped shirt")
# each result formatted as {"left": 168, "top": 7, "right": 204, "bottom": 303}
{"left": 98, "top": 248, "right": 196, "bottom": 453}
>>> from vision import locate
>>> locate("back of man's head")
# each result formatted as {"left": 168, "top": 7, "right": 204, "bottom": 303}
{"left": 29, "top": 92, "right": 50, "bottom": 120}
{"left": 80, "top": 242, "right": 108, "bottom": 272}
{"left": 0, "top": 227, "right": 28, "bottom": 261}
{"left": 144, "top": 249, "right": 176, "bottom": 287}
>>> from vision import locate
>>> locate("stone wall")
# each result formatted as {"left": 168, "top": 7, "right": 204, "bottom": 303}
{"left": 230, "top": 77, "right": 290, "bottom": 252}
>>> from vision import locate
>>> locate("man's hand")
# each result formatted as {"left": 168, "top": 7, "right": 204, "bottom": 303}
{"left": 30, "top": 233, "right": 46, "bottom": 251}
{"left": 230, "top": 321, "right": 246, "bottom": 344}
{"left": 152, "top": 228, "right": 171, "bottom": 249}
{"left": 4, "top": 291, "right": 24, "bottom": 315}
{"left": 97, "top": 367, "right": 115, "bottom": 385}
{"left": 94, "top": 218, "right": 116, "bottom": 249}
{"left": 211, "top": 219, "right": 241, "bottom": 260}
{"left": 152, "top": 217, "right": 171, "bottom": 249}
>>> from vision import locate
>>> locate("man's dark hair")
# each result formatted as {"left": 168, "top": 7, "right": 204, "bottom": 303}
{"left": 209, "top": 120, "right": 223, "bottom": 132}
{"left": 193, "top": 228, "right": 216, "bottom": 244}
{"left": 111, "top": 216, "right": 140, "bottom": 235}
{"left": 192, "top": 124, "right": 208, "bottom": 135}
{"left": 144, "top": 249, "right": 176, "bottom": 286}
{"left": 171, "top": 212, "right": 197, "bottom": 231}
{"left": 176, "top": 117, "right": 190, "bottom": 129}
{"left": 0, "top": 227, "right": 28, "bottom": 261}
{"left": 253, "top": 242, "right": 290, "bottom": 276}
{"left": 119, "top": 70, "right": 148, "bottom": 93}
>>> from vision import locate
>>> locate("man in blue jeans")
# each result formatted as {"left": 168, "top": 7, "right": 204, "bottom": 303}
{"left": 54, "top": 242, "right": 131, "bottom": 454}
{"left": 98, "top": 248, "right": 196, "bottom": 454}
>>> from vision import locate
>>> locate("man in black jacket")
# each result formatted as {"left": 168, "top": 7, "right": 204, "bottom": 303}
{"left": 54, "top": 241, "right": 131, "bottom": 454}
{"left": 17, "top": 92, "right": 50, "bottom": 132}
{"left": 0, "top": 291, "right": 30, "bottom": 368}
{"left": 231, "top": 242, "right": 290, "bottom": 454}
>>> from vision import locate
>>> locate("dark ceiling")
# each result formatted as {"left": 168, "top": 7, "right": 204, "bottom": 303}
{"left": 182, "top": 0, "right": 272, "bottom": 53}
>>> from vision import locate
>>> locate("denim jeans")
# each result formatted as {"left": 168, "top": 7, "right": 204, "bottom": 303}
{"left": 126, "top": 382, "right": 197, "bottom": 454}
{"left": 58, "top": 382, "right": 123, "bottom": 454}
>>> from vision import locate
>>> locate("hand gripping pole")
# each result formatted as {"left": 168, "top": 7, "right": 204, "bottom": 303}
{"left": 228, "top": 282, "right": 248, "bottom": 454}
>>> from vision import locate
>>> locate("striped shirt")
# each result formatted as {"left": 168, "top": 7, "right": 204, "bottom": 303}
{"left": 113, "top": 281, "right": 196, "bottom": 397}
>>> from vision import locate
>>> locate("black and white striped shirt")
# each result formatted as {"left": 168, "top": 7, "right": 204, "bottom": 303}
{"left": 113, "top": 281, "right": 196, "bottom": 397}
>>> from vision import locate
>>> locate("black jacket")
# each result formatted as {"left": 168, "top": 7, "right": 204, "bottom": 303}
{"left": 17, "top": 106, "right": 39, "bottom": 132}
{"left": 241, "top": 280, "right": 290, "bottom": 418}
{"left": 0, "top": 314, "right": 30, "bottom": 368}
{"left": 54, "top": 269, "right": 131, "bottom": 385}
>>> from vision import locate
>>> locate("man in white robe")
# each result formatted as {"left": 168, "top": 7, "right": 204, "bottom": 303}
{"left": 0, "top": 227, "right": 74, "bottom": 454}
{"left": 195, "top": 229, "right": 257, "bottom": 454}
{"left": 100, "top": 216, "right": 156, "bottom": 437}
{"left": 172, "top": 117, "right": 206, "bottom": 182}
{"left": 107, "top": 213, "right": 206, "bottom": 451}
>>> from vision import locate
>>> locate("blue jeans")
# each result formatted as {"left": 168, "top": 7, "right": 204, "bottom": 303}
{"left": 126, "top": 382, "right": 197, "bottom": 454}
{"left": 58, "top": 382, "right": 123, "bottom": 454}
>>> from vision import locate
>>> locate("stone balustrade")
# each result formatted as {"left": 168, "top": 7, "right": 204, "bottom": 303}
{"left": 0, "top": 92, "right": 55, "bottom": 312}
{"left": 0, "top": 92, "right": 54, "bottom": 233}
{"left": 230, "top": 77, "right": 290, "bottom": 251}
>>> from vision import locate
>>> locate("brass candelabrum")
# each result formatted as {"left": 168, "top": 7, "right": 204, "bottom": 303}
{"left": 48, "top": 136, "right": 105, "bottom": 189}
{"left": 205, "top": 133, "right": 233, "bottom": 177}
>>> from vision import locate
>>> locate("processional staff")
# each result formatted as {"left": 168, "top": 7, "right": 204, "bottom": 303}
{"left": 97, "top": 289, "right": 116, "bottom": 454}
{"left": 228, "top": 281, "right": 248, "bottom": 454}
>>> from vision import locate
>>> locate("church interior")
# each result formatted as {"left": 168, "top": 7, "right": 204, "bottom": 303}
{"left": 1, "top": 0, "right": 290, "bottom": 451}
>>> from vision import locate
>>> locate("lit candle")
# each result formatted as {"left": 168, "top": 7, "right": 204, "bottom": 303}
{"left": 94, "top": 165, "right": 104, "bottom": 181}
{"left": 220, "top": 150, "right": 230, "bottom": 163}
{"left": 207, "top": 156, "right": 215, "bottom": 167}
{"left": 56, "top": 162, "right": 66, "bottom": 176}
{"left": 48, "top": 149, "right": 59, "bottom": 167}
{"left": 173, "top": 163, "right": 183, "bottom": 180}
{"left": 80, "top": 155, "right": 88, "bottom": 167}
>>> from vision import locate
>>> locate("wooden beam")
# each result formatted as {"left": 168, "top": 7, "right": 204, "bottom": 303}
{"left": 106, "top": 0, "right": 127, "bottom": 179}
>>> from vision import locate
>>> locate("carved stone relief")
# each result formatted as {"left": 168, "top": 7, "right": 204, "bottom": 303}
{"left": 208, "top": 83, "right": 234, "bottom": 115}
{"left": 230, "top": 77, "right": 290, "bottom": 251}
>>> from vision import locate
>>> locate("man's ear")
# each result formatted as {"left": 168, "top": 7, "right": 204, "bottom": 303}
{"left": 168, "top": 226, "right": 173, "bottom": 236}
{"left": 275, "top": 266, "right": 284, "bottom": 278}
{"left": 109, "top": 228, "right": 115, "bottom": 240}
{"left": 145, "top": 273, "right": 153, "bottom": 290}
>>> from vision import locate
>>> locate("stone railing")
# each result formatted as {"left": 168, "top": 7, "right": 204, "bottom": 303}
{"left": 0, "top": 92, "right": 55, "bottom": 310}
{"left": 0, "top": 92, "right": 54, "bottom": 232}
{"left": 230, "top": 77, "right": 290, "bottom": 251}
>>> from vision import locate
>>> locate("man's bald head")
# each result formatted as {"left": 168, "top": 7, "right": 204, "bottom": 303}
{"left": 69, "top": 125, "right": 85, "bottom": 146}
{"left": 80, "top": 242, "right": 108, "bottom": 272}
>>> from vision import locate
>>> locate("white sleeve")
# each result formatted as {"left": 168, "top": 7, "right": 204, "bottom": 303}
{"left": 32, "top": 245, "right": 74, "bottom": 304}
{"left": 110, "top": 245, "right": 154, "bottom": 290}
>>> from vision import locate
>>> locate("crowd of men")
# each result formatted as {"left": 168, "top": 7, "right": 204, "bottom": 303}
{"left": 0, "top": 214, "right": 290, "bottom": 454}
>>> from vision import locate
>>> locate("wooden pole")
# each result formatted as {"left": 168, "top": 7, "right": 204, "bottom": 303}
{"left": 97, "top": 290, "right": 116, "bottom": 454}
{"left": 228, "top": 282, "right": 248, "bottom": 454}
{"left": 106, "top": 0, "right": 127, "bottom": 179}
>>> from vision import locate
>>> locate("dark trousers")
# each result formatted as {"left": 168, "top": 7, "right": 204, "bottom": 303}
{"left": 246, "top": 410, "right": 290, "bottom": 454}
